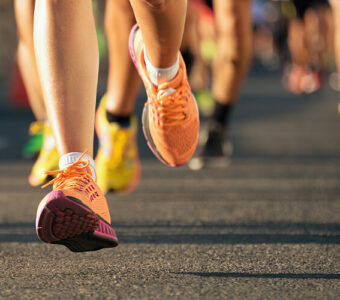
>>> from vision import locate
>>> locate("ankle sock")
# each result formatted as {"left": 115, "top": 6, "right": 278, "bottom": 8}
{"left": 59, "top": 152, "right": 96, "bottom": 181}
{"left": 144, "top": 50, "right": 179, "bottom": 86}
{"left": 105, "top": 111, "right": 131, "bottom": 128}
{"left": 211, "top": 102, "right": 233, "bottom": 128}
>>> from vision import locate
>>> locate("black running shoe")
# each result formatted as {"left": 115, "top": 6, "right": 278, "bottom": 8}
{"left": 188, "top": 120, "right": 233, "bottom": 170}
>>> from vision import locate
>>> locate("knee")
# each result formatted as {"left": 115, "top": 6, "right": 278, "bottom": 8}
{"left": 105, "top": 0, "right": 134, "bottom": 31}
{"left": 137, "top": 0, "right": 168, "bottom": 11}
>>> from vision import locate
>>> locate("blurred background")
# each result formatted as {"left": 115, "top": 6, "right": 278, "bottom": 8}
{"left": 0, "top": 0, "right": 339, "bottom": 161}
{"left": 0, "top": 3, "right": 339, "bottom": 297}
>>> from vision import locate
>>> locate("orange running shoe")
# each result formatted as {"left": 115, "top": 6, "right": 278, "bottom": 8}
{"left": 129, "top": 25, "right": 199, "bottom": 166}
{"left": 35, "top": 152, "right": 118, "bottom": 252}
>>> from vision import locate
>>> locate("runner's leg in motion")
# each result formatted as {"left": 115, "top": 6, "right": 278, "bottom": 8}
{"left": 129, "top": 0, "right": 187, "bottom": 68}
{"left": 212, "top": 0, "right": 252, "bottom": 107}
{"left": 14, "top": 0, "right": 59, "bottom": 185}
{"left": 128, "top": 0, "right": 200, "bottom": 167}
{"left": 189, "top": 0, "right": 252, "bottom": 170}
{"left": 34, "top": 0, "right": 98, "bottom": 156}
{"left": 33, "top": 0, "right": 117, "bottom": 252}
{"left": 14, "top": 0, "right": 46, "bottom": 122}
{"left": 105, "top": 0, "right": 140, "bottom": 116}
{"left": 95, "top": 0, "right": 141, "bottom": 194}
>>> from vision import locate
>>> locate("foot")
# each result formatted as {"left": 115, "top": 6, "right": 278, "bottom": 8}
{"left": 28, "top": 122, "right": 59, "bottom": 186}
{"left": 36, "top": 152, "right": 118, "bottom": 252}
{"left": 95, "top": 95, "right": 141, "bottom": 194}
{"left": 129, "top": 25, "right": 199, "bottom": 167}
{"left": 284, "top": 64, "right": 322, "bottom": 95}
{"left": 188, "top": 120, "right": 233, "bottom": 170}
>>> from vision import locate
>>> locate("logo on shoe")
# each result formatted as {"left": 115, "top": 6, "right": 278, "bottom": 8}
{"left": 85, "top": 184, "right": 99, "bottom": 202}
{"left": 90, "top": 192, "right": 99, "bottom": 202}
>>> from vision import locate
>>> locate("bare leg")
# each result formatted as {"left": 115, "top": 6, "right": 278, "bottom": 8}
{"left": 105, "top": 0, "right": 140, "bottom": 116}
{"left": 129, "top": 0, "right": 187, "bottom": 68}
{"left": 330, "top": 0, "right": 340, "bottom": 73}
{"left": 288, "top": 19, "right": 309, "bottom": 67}
{"left": 212, "top": 0, "right": 252, "bottom": 105}
{"left": 304, "top": 7, "right": 328, "bottom": 71}
{"left": 188, "top": 0, "right": 252, "bottom": 170}
{"left": 34, "top": 0, "right": 98, "bottom": 156}
{"left": 14, "top": 0, "right": 46, "bottom": 121}
{"left": 184, "top": 4, "right": 210, "bottom": 91}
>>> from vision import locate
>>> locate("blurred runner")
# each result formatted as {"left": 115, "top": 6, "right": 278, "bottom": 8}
{"left": 284, "top": 0, "right": 331, "bottom": 94}
{"left": 189, "top": 0, "right": 253, "bottom": 170}
{"left": 14, "top": 0, "right": 59, "bottom": 185}
{"left": 95, "top": 0, "right": 141, "bottom": 194}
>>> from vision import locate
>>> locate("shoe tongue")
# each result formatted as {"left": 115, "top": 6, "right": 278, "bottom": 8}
{"left": 157, "top": 88, "right": 176, "bottom": 98}
{"left": 78, "top": 165, "right": 96, "bottom": 181}
{"left": 59, "top": 152, "right": 97, "bottom": 181}
{"left": 157, "top": 68, "right": 183, "bottom": 92}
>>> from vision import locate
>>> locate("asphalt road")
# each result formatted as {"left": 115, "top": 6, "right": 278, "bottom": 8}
{"left": 0, "top": 70, "right": 339, "bottom": 299}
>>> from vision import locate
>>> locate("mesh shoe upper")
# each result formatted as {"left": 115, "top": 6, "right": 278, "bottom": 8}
{"left": 131, "top": 27, "right": 199, "bottom": 166}
{"left": 43, "top": 152, "right": 111, "bottom": 224}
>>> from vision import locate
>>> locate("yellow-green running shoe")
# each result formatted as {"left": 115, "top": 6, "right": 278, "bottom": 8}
{"left": 28, "top": 122, "right": 59, "bottom": 186}
{"left": 23, "top": 121, "right": 44, "bottom": 158}
{"left": 95, "top": 95, "right": 141, "bottom": 194}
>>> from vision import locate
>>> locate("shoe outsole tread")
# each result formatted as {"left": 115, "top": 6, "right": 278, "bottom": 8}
{"left": 36, "top": 191, "right": 118, "bottom": 252}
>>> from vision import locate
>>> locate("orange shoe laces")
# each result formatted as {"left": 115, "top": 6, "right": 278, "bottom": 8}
{"left": 136, "top": 45, "right": 191, "bottom": 127}
{"left": 42, "top": 151, "right": 92, "bottom": 190}
{"left": 146, "top": 68, "right": 191, "bottom": 126}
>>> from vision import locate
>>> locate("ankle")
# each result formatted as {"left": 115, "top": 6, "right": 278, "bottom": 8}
{"left": 211, "top": 102, "right": 233, "bottom": 128}
{"left": 59, "top": 152, "right": 96, "bottom": 181}
{"left": 144, "top": 50, "right": 179, "bottom": 86}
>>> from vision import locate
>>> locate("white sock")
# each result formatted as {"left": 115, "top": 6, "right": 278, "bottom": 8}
{"left": 59, "top": 152, "right": 96, "bottom": 181}
{"left": 144, "top": 50, "right": 179, "bottom": 86}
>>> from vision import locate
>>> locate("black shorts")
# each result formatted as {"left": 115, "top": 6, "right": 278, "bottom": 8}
{"left": 204, "top": 0, "right": 213, "bottom": 9}
{"left": 293, "top": 0, "right": 329, "bottom": 18}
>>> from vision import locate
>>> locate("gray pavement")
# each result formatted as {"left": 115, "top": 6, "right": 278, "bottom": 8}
{"left": 0, "top": 71, "right": 339, "bottom": 299}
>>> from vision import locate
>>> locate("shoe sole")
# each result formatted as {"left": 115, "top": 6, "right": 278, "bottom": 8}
{"left": 188, "top": 156, "right": 231, "bottom": 171}
{"left": 129, "top": 24, "right": 195, "bottom": 168}
{"left": 188, "top": 141, "right": 233, "bottom": 171}
{"left": 28, "top": 174, "right": 54, "bottom": 187}
{"left": 94, "top": 107, "right": 142, "bottom": 194}
{"left": 36, "top": 190, "right": 118, "bottom": 252}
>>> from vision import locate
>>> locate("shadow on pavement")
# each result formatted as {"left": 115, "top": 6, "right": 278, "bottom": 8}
{"left": 118, "top": 234, "right": 340, "bottom": 244}
{"left": 0, "top": 222, "right": 339, "bottom": 244}
{"left": 175, "top": 272, "right": 340, "bottom": 279}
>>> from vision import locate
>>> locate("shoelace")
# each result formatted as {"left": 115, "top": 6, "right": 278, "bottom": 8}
{"left": 146, "top": 70, "right": 190, "bottom": 126}
{"left": 137, "top": 44, "right": 190, "bottom": 126}
{"left": 42, "top": 151, "right": 91, "bottom": 190}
